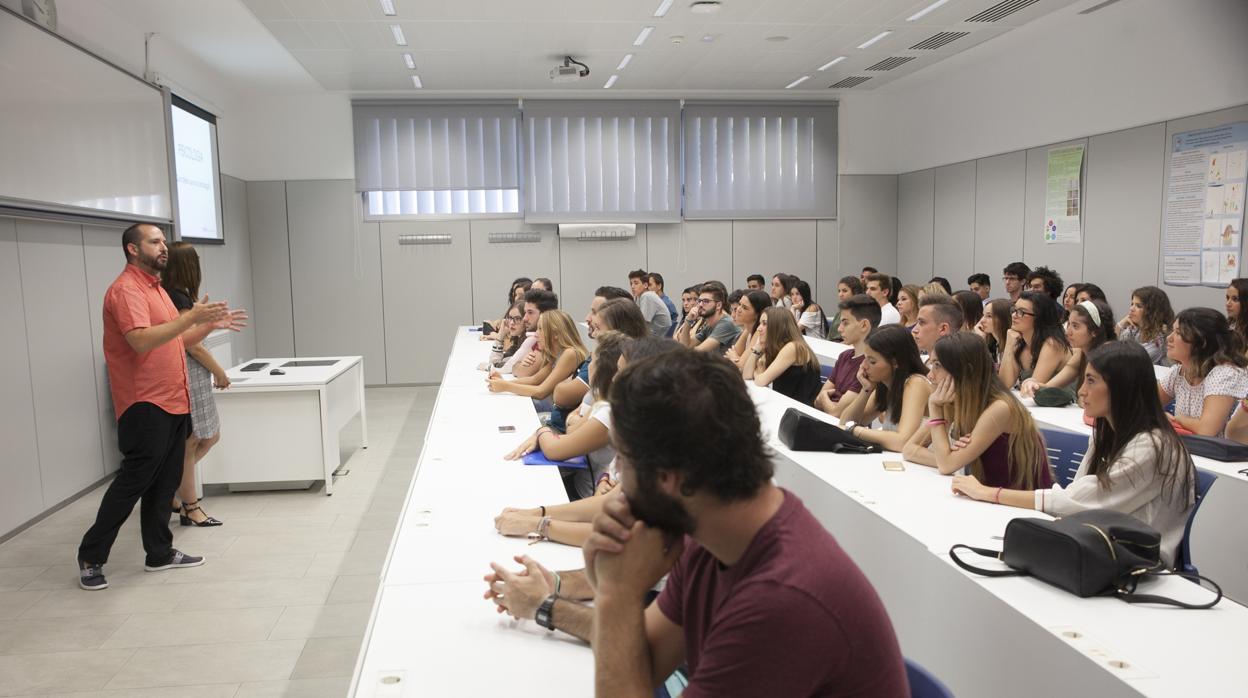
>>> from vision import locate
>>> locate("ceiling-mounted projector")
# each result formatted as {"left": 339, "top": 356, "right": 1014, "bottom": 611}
{"left": 550, "top": 56, "right": 590, "bottom": 83}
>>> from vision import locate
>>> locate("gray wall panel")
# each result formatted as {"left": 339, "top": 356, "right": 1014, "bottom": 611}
{"left": 286, "top": 180, "right": 387, "bottom": 385}
{"left": 467, "top": 220, "right": 559, "bottom": 325}
{"left": 898, "top": 169, "right": 935, "bottom": 285}
{"left": 1161, "top": 105, "right": 1248, "bottom": 312}
{"left": 245, "top": 180, "right": 295, "bottom": 358}
{"left": 645, "top": 221, "right": 733, "bottom": 303}
{"left": 1022, "top": 139, "right": 1088, "bottom": 288}
{"left": 16, "top": 220, "right": 107, "bottom": 504}
{"left": 731, "top": 220, "right": 818, "bottom": 298}
{"left": 1083, "top": 124, "right": 1166, "bottom": 311}
{"left": 815, "top": 220, "right": 840, "bottom": 305}
{"left": 558, "top": 230, "right": 648, "bottom": 322}
{"left": 0, "top": 218, "right": 44, "bottom": 536}
{"left": 933, "top": 162, "right": 977, "bottom": 289}
{"left": 838, "top": 175, "right": 899, "bottom": 282}
{"left": 198, "top": 174, "right": 257, "bottom": 363}
{"left": 81, "top": 225, "right": 125, "bottom": 474}
{"left": 380, "top": 221, "right": 474, "bottom": 384}
{"left": 973, "top": 152, "right": 1026, "bottom": 291}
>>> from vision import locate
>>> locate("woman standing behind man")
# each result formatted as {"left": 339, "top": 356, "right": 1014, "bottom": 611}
{"left": 161, "top": 242, "right": 231, "bottom": 526}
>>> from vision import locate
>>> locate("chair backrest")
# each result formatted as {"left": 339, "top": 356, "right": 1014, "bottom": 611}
{"left": 819, "top": 363, "right": 835, "bottom": 382}
{"left": 1178, "top": 467, "right": 1217, "bottom": 575}
{"left": 1039, "top": 427, "right": 1088, "bottom": 488}
{"left": 905, "top": 658, "right": 953, "bottom": 698}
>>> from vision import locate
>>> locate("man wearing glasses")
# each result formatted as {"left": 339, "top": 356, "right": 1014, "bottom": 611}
{"left": 676, "top": 284, "right": 740, "bottom": 355}
{"left": 1002, "top": 262, "right": 1030, "bottom": 302}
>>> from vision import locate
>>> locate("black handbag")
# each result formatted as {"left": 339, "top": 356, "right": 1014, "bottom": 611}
{"left": 777, "top": 407, "right": 881, "bottom": 454}
{"left": 949, "top": 510, "right": 1222, "bottom": 609}
{"left": 1181, "top": 434, "right": 1248, "bottom": 462}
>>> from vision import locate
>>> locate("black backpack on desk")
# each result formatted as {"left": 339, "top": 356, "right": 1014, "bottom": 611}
{"left": 777, "top": 407, "right": 881, "bottom": 454}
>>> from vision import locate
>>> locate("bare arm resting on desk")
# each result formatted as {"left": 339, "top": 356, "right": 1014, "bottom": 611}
{"left": 483, "top": 556, "right": 595, "bottom": 641}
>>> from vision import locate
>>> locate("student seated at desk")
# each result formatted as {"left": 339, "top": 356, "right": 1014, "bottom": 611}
{"left": 789, "top": 279, "right": 827, "bottom": 340}
{"left": 724, "top": 290, "right": 770, "bottom": 368}
{"left": 952, "top": 290, "right": 983, "bottom": 331}
{"left": 499, "top": 288, "right": 559, "bottom": 376}
{"left": 1116, "top": 285, "right": 1174, "bottom": 366}
{"left": 902, "top": 333, "right": 1055, "bottom": 489}
{"left": 495, "top": 336, "right": 682, "bottom": 542}
{"left": 481, "top": 301, "right": 526, "bottom": 370}
{"left": 998, "top": 291, "right": 1071, "bottom": 389}
{"left": 742, "top": 307, "right": 822, "bottom": 406}
{"left": 896, "top": 284, "right": 921, "bottom": 330}
{"left": 952, "top": 342, "right": 1195, "bottom": 568}
{"left": 487, "top": 349, "right": 909, "bottom": 697}
{"left": 814, "top": 295, "right": 880, "bottom": 418}
{"left": 976, "top": 299, "right": 1012, "bottom": 365}
{"left": 551, "top": 294, "right": 646, "bottom": 426}
{"left": 489, "top": 309, "right": 588, "bottom": 400}
{"left": 1020, "top": 299, "right": 1115, "bottom": 402}
{"left": 825, "top": 276, "right": 864, "bottom": 342}
{"left": 1159, "top": 308, "right": 1248, "bottom": 437}
{"left": 482, "top": 277, "right": 530, "bottom": 341}
{"left": 838, "top": 325, "right": 931, "bottom": 452}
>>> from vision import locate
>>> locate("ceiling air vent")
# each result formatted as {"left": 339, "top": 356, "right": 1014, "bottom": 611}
{"left": 828, "top": 76, "right": 872, "bottom": 89}
{"left": 865, "top": 56, "right": 916, "bottom": 71}
{"left": 965, "top": 0, "right": 1038, "bottom": 22}
{"left": 910, "top": 31, "right": 969, "bottom": 50}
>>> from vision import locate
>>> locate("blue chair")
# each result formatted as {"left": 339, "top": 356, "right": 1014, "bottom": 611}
{"left": 819, "top": 363, "right": 835, "bottom": 383}
{"left": 1039, "top": 428, "right": 1088, "bottom": 488}
{"left": 1178, "top": 468, "right": 1217, "bottom": 575}
{"left": 905, "top": 658, "right": 953, "bottom": 698}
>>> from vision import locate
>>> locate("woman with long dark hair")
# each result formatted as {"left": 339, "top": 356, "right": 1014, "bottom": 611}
{"left": 999, "top": 290, "right": 1071, "bottom": 388}
{"left": 789, "top": 279, "right": 827, "bottom": 340}
{"left": 838, "top": 325, "right": 931, "bottom": 452}
{"left": 976, "top": 298, "right": 1012, "bottom": 364}
{"left": 1020, "top": 299, "right": 1116, "bottom": 399}
{"left": 1159, "top": 307, "right": 1248, "bottom": 437}
{"left": 952, "top": 341, "right": 1196, "bottom": 568}
{"left": 1225, "top": 278, "right": 1248, "bottom": 353}
{"left": 903, "top": 332, "right": 1054, "bottom": 490}
{"left": 1116, "top": 285, "right": 1174, "bottom": 366}
{"left": 952, "top": 290, "right": 983, "bottom": 331}
{"left": 726, "top": 290, "right": 772, "bottom": 368}
{"left": 161, "top": 242, "right": 234, "bottom": 527}
{"left": 743, "top": 307, "right": 823, "bottom": 405}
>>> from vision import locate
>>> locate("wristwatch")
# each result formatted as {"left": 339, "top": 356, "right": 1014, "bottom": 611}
{"left": 535, "top": 593, "right": 558, "bottom": 631}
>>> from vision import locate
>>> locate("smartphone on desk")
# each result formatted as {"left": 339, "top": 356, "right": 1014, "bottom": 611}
{"left": 882, "top": 460, "right": 905, "bottom": 472}
{"left": 498, "top": 425, "right": 516, "bottom": 433}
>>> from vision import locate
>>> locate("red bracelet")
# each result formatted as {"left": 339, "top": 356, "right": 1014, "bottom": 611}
{"left": 927, "top": 418, "right": 947, "bottom": 427}
{"left": 994, "top": 487, "right": 1003, "bottom": 504}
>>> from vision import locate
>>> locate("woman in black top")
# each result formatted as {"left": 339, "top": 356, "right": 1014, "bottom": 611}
{"left": 743, "top": 307, "right": 822, "bottom": 406}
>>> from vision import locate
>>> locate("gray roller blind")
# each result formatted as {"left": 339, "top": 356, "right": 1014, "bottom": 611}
{"left": 523, "top": 100, "right": 680, "bottom": 223}
{"left": 352, "top": 103, "right": 520, "bottom": 192}
{"left": 683, "top": 103, "right": 837, "bottom": 219}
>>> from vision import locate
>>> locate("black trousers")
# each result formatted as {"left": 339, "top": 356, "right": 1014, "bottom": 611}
{"left": 78, "top": 402, "right": 190, "bottom": 566}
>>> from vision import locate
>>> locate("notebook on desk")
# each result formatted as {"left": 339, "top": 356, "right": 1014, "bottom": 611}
{"left": 522, "top": 450, "right": 588, "bottom": 469}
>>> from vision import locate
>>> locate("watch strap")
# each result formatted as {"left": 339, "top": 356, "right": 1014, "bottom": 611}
{"left": 535, "top": 593, "right": 558, "bottom": 631}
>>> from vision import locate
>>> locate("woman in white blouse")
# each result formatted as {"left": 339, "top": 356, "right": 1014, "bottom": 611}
{"left": 1158, "top": 307, "right": 1248, "bottom": 437}
{"left": 788, "top": 279, "right": 827, "bottom": 340}
{"left": 952, "top": 341, "right": 1196, "bottom": 568}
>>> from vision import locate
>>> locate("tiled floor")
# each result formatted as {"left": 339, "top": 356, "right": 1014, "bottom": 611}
{"left": 0, "top": 386, "right": 434, "bottom": 698}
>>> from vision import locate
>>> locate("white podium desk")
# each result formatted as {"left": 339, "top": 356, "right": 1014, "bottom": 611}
{"left": 198, "top": 356, "right": 368, "bottom": 495}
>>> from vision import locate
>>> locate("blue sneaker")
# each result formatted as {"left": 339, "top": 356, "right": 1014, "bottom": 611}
{"left": 78, "top": 561, "right": 108, "bottom": 590}
{"left": 144, "top": 549, "right": 205, "bottom": 572}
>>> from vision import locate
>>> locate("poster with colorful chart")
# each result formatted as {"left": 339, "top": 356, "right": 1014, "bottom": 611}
{"left": 1162, "top": 122, "right": 1248, "bottom": 286}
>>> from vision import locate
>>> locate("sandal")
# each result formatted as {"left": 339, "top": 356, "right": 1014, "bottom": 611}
{"left": 179, "top": 500, "right": 223, "bottom": 527}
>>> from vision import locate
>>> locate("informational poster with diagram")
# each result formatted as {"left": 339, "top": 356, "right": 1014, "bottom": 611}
{"left": 1043, "top": 145, "right": 1084, "bottom": 244}
{"left": 1163, "top": 122, "right": 1248, "bottom": 286}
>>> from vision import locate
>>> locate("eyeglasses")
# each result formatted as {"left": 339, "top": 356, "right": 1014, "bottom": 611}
{"left": 1010, "top": 307, "right": 1034, "bottom": 317}
{"left": 506, "top": 315, "right": 523, "bottom": 322}
{"left": 697, "top": 298, "right": 715, "bottom": 305}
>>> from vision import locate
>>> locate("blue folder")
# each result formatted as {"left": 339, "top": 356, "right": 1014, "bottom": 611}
{"left": 522, "top": 449, "right": 588, "bottom": 469}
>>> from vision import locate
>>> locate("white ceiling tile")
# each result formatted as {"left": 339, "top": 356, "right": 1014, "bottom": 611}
{"left": 298, "top": 21, "right": 352, "bottom": 50}
{"left": 263, "top": 20, "right": 318, "bottom": 51}
{"left": 245, "top": 0, "right": 294, "bottom": 21}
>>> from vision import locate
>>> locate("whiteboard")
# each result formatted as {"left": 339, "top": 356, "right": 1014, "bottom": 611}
{"left": 0, "top": 8, "right": 171, "bottom": 221}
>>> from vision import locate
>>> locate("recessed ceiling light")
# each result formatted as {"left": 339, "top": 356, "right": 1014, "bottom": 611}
{"left": 785, "top": 75, "right": 810, "bottom": 89}
{"left": 617, "top": 54, "right": 633, "bottom": 71}
{"left": 379, "top": 0, "right": 396, "bottom": 16}
{"left": 634, "top": 26, "right": 654, "bottom": 46}
{"left": 653, "top": 0, "right": 674, "bottom": 17}
{"left": 690, "top": 1, "right": 722, "bottom": 13}
{"left": 604, "top": 74, "right": 619, "bottom": 89}
{"left": 390, "top": 24, "right": 407, "bottom": 46}
{"left": 701, "top": 34, "right": 716, "bottom": 42}
{"left": 403, "top": 53, "right": 415, "bottom": 70}
{"left": 857, "top": 30, "right": 891, "bottom": 49}
{"left": 411, "top": 75, "right": 422, "bottom": 88}
{"left": 817, "top": 56, "right": 846, "bottom": 70}
{"left": 906, "top": 0, "right": 951, "bottom": 21}
{"left": 765, "top": 35, "right": 790, "bottom": 42}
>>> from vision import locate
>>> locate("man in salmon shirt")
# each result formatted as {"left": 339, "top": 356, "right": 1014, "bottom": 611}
{"left": 77, "top": 223, "right": 245, "bottom": 590}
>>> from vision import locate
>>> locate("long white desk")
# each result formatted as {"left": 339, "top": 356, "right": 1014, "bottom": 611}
{"left": 198, "top": 356, "right": 367, "bottom": 495}
{"left": 353, "top": 330, "right": 1248, "bottom": 698}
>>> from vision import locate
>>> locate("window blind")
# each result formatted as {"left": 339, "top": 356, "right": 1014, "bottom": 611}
{"left": 682, "top": 103, "right": 837, "bottom": 219}
{"left": 352, "top": 103, "right": 520, "bottom": 193}
{"left": 523, "top": 100, "right": 680, "bottom": 223}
